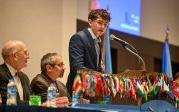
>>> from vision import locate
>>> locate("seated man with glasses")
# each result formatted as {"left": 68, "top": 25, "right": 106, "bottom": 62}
{"left": 0, "top": 40, "right": 30, "bottom": 105}
{"left": 30, "top": 53, "right": 70, "bottom": 107}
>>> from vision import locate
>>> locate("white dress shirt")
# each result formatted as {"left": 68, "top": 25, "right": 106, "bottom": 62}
{"left": 6, "top": 63, "right": 24, "bottom": 100}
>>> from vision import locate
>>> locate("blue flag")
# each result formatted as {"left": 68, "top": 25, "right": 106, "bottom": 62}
{"left": 161, "top": 39, "right": 173, "bottom": 78}
{"left": 105, "top": 25, "right": 112, "bottom": 74}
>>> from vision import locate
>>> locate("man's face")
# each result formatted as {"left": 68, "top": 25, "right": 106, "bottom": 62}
{"left": 51, "top": 57, "right": 65, "bottom": 78}
{"left": 88, "top": 17, "right": 108, "bottom": 38}
{"left": 14, "top": 44, "right": 29, "bottom": 71}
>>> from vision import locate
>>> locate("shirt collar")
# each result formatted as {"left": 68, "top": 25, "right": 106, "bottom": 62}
{"left": 5, "top": 63, "right": 17, "bottom": 77}
{"left": 88, "top": 28, "right": 98, "bottom": 40}
{"left": 88, "top": 28, "right": 102, "bottom": 43}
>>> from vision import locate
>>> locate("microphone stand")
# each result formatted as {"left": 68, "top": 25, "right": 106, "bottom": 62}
{"left": 123, "top": 45, "right": 146, "bottom": 71}
{"left": 111, "top": 34, "right": 146, "bottom": 71}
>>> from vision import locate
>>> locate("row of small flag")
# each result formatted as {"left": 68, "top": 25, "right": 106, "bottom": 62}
{"left": 72, "top": 69, "right": 178, "bottom": 102}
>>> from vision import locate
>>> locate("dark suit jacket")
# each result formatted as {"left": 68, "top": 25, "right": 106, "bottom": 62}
{"left": 30, "top": 72, "right": 71, "bottom": 102}
{"left": 66, "top": 28, "right": 102, "bottom": 96}
{"left": 0, "top": 63, "right": 31, "bottom": 104}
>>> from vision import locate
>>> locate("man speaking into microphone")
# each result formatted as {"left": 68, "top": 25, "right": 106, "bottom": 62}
{"left": 66, "top": 9, "right": 111, "bottom": 96}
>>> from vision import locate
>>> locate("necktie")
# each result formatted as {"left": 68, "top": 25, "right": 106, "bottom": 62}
{"left": 14, "top": 72, "right": 24, "bottom": 100}
{"left": 94, "top": 39, "right": 101, "bottom": 67}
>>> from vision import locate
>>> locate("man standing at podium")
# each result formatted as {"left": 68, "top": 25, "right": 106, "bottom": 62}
{"left": 66, "top": 9, "right": 111, "bottom": 96}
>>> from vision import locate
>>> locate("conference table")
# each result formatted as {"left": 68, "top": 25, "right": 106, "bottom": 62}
{"left": 0, "top": 100, "right": 178, "bottom": 112}
{"left": 0, "top": 104, "right": 139, "bottom": 112}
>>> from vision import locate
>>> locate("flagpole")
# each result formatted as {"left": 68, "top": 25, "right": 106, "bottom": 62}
{"left": 165, "top": 25, "right": 169, "bottom": 41}
{"left": 161, "top": 25, "right": 173, "bottom": 78}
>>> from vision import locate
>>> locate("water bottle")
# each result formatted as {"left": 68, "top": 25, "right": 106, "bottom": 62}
{"left": 6, "top": 79, "right": 17, "bottom": 105}
{"left": 71, "top": 91, "right": 80, "bottom": 107}
{"left": 47, "top": 83, "right": 57, "bottom": 107}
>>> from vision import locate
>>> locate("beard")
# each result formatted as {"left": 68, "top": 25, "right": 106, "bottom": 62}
{"left": 97, "top": 31, "right": 104, "bottom": 37}
{"left": 58, "top": 69, "right": 64, "bottom": 78}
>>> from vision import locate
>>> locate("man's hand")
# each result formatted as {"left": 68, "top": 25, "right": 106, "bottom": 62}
{"left": 79, "top": 97, "right": 90, "bottom": 104}
{"left": 55, "top": 96, "right": 69, "bottom": 107}
{"left": 101, "top": 60, "right": 105, "bottom": 72}
{"left": 42, "top": 96, "right": 70, "bottom": 108}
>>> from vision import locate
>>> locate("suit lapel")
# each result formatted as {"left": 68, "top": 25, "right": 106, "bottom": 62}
{"left": 84, "top": 29, "right": 98, "bottom": 67}
{"left": 16, "top": 73, "right": 23, "bottom": 100}
{"left": 19, "top": 72, "right": 30, "bottom": 101}
{"left": 56, "top": 81, "right": 68, "bottom": 97}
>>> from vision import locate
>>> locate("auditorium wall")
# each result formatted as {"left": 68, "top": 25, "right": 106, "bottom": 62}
{"left": 0, "top": 0, "right": 77, "bottom": 83}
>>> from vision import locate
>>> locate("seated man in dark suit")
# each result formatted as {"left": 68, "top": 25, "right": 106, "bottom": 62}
{"left": 0, "top": 40, "right": 31, "bottom": 104}
{"left": 30, "top": 53, "right": 70, "bottom": 107}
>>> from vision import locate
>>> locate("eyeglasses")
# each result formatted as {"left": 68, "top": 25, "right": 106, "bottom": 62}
{"left": 16, "top": 49, "right": 29, "bottom": 56}
{"left": 94, "top": 20, "right": 108, "bottom": 27}
{"left": 49, "top": 63, "right": 64, "bottom": 68}
{"left": 55, "top": 63, "right": 65, "bottom": 67}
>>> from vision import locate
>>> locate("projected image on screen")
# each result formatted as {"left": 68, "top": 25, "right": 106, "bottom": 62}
{"left": 98, "top": 0, "right": 141, "bottom": 36}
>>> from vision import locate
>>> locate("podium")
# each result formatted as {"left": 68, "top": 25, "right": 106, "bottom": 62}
{"left": 72, "top": 69, "right": 176, "bottom": 106}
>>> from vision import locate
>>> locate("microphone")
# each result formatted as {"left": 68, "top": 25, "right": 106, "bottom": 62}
{"left": 110, "top": 34, "right": 128, "bottom": 45}
{"left": 110, "top": 34, "right": 138, "bottom": 54}
{"left": 110, "top": 34, "right": 146, "bottom": 70}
